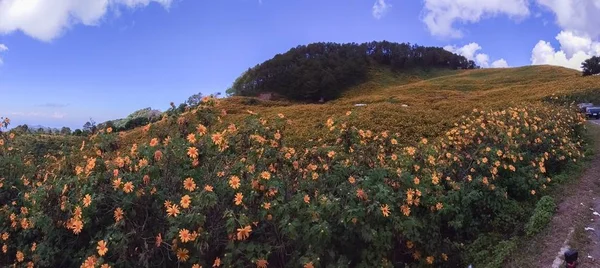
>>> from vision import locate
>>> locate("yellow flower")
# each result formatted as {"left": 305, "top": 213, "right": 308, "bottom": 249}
{"left": 180, "top": 195, "right": 191, "bottom": 209}
{"left": 114, "top": 208, "right": 124, "bottom": 222}
{"left": 229, "top": 176, "right": 241, "bottom": 189}
{"left": 83, "top": 194, "right": 92, "bottom": 207}
{"left": 183, "top": 178, "right": 196, "bottom": 191}
{"left": 236, "top": 225, "right": 252, "bottom": 240}
{"left": 176, "top": 248, "right": 190, "bottom": 262}
{"left": 167, "top": 204, "right": 181, "bottom": 217}
{"left": 179, "top": 229, "right": 192, "bottom": 243}
{"left": 234, "top": 193, "right": 244, "bottom": 205}
{"left": 97, "top": 240, "right": 108, "bottom": 256}
{"left": 381, "top": 204, "right": 390, "bottom": 217}
{"left": 123, "top": 182, "right": 134, "bottom": 193}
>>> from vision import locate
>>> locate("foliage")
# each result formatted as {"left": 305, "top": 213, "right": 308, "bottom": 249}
{"left": 525, "top": 196, "right": 556, "bottom": 237}
{"left": 582, "top": 56, "right": 600, "bottom": 76}
{"left": 230, "top": 41, "right": 477, "bottom": 101}
{"left": 0, "top": 96, "right": 587, "bottom": 267}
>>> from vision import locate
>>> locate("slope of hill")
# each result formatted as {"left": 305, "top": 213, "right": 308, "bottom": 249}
{"left": 0, "top": 64, "right": 597, "bottom": 267}
{"left": 121, "top": 65, "right": 595, "bottom": 147}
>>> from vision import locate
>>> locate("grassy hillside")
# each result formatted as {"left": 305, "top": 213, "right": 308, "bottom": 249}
{"left": 121, "top": 65, "right": 596, "bottom": 147}
{"left": 0, "top": 65, "right": 596, "bottom": 267}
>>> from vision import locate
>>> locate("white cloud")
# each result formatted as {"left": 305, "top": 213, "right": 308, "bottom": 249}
{"left": 531, "top": 30, "right": 600, "bottom": 70}
{"left": 0, "top": 44, "right": 7, "bottom": 65}
{"left": 536, "top": 0, "right": 600, "bottom": 39}
{"left": 444, "top": 42, "right": 509, "bottom": 68}
{"left": 422, "top": 0, "right": 530, "bottom": 38}
{"left": 372, "top": 0, "right": 391, "bottom": 19}
{"left": 491, "top": 59, "right": 509, "bottom": 68}
{"left": 0, "top": 0, "right": 172, "bottom": 42}
{"left": 10, "top": 111, "right": 67, "bottom": 119}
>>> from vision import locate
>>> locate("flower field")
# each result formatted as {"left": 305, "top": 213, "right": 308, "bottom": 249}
{"left": 0, "top": 94, "right": 588, "bottom": 267}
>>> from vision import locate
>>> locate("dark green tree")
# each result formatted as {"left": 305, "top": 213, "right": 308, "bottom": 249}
{"left": 582, "top": 56, "right": 600, "bottom": 76}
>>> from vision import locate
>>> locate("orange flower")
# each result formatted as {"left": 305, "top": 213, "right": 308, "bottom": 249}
{"left": 16, "top": 250, "right": 24, "bottom": 262}
{"left": 183, "top": 178, "right": 196, "bottom": 191}
{"left": 381, "top": 204, "right": 390, "bottom": 217}
{"left": 348, "top": 176, "right": 356, "bottom": 184}
{"left": 260, "top": 171, "right": 271, "bottom": 180}
{"left": 101, "top": 264, "right": 111, "bottom": 268}
{"left": 327, "top": 151, "right": 336, "bottom": 158}
{"left": 187, "top": 147, "right": 199, "bottom": 159}
{"left": 204, "top": 185, "right": 214, "bottom": 192}
{"left": 234, "top": 193, "right": 243, "bottom": 206}
{"left": 401, "top": 205, "right": 411, "bottom": 216}
{"left": 229, "top": 176, "right": 241, "bottom": 189}
{"left": 112, "top": 178, "right": 122, "bottom": 190}
{"left": 176, "top": 248, "right": 189, "bottom": 262}
{"left": 441, "top": 253, "right": 448, "bottom": 261}
{"left": 356, "top": 189, "right": 368, "bottom": 200}
{"left": 426, "top": 256, "right": 434, "bottom": 264}
{"left": 187, "top": 133, "right": 197, "bottom": 144}
{"left": 304, "top": 262, "right": 314, "bottom": 268}
{"left": 179, "top": 229, "right": 192, "bottom": 243}
{"left": 262, "top": 202, "right": 271, "bottom": 210}
{"left": 154, "top": 150, "right": 163, "bottom": 161}
{"left": 69, "top": 218, "right": 84, "bottom": 234}
{"left": 531, "top": 190, "right": 536, "bottom": 195}
{"left": 81, "top": 256, "right": 97, "bottom": 268}
{"left": 192, "top": 264, "right": 202, "bottom": 268}
{"left": 197, "top": 124, "right": 207, "bottom": 135}
{"left": 155, "top": 233, "right": 162, "bottom": 247}
{"left": 149, "top": 138, "right": 159, "bottom": 147}
{"left": 213, "top": 257, "right": 221, "bottom": 267}
{"left": 97, "top": 240, "right": 108, "bottom": 256}
{"left": 1, "top": 232, "right": 8, "bottom": 241}
{"left": 167, "top": 204, "right": 181, "bottom": 217}
{"left": 256, "top": 259, "right": 268, "bottom": 268}
{"left": 413, "top": 177, "right": 420, "bottom": 185}
{"left": 236, "top": 225, "right": 252, "bottom": 240}
{"left": 180, "top": 195, "right": 191, "bottom": 209}
{"left": 436, "top": 202, "right": 444, "bottom": 210}
{"left": 123, "top": 182, "right": 134, "bottom": 193}
{"left": 303, "top": 195, "right": 310, "bottom": 204}
{"left": 83, "top": 194, "right": 92, "bottom": 207}
{"left": 106, "top": 127, "right": 113, "bottom": 133}
{"left": 114, "top": 207, "right": 124, "bottom": 222}
{"left": 1, "top": 244, "right": 6, "bottom": 253}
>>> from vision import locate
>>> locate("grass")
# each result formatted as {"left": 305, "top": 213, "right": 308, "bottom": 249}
{"left": 118, "top": 65, "right": 600, "bottom": 148}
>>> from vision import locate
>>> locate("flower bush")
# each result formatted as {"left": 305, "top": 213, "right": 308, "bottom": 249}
{"left": 0, "top": 99, "right": 587, "bottom": 267}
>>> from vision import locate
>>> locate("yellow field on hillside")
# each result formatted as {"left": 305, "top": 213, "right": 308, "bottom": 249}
{"left": 121, "top": 65, "right": 600, "bottom": 146}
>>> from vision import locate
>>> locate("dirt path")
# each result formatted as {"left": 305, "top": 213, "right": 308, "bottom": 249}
{"left": 525, "top": 123, "right": 600, "bottom": 267}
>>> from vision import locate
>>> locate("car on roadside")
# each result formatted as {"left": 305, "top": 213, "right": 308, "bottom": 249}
{"left": 586, "top": 107, "right": 600, "bottom": 119}
{"left": 578, "top": 103, "right": 594, "bottom": 113}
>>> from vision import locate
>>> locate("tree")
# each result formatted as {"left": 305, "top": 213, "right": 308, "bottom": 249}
{"left": 60, "top": 127, "right": 72, "bottom": 135}
{"left": 582, "top": 56, "right": 600, "bottom": 76}
{"left": 73, "top": 129, "right": 83, "bottom": 136}
{"left": 186, "top": 92, "right": 203, "bottom": 107}
{"left": 83, "top": 118, "right": 97, "bottom": 133}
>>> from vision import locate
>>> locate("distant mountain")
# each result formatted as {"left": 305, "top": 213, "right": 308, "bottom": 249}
{"left": 27, "top": 125, "right": 60, "bottom": 133}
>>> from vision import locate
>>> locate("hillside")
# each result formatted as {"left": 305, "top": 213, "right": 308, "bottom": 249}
{"left": 1, "top": 64, "right": 598, "bottom": 267}
{"left": 121, "top": 65, "right": 595, "bottom": 147}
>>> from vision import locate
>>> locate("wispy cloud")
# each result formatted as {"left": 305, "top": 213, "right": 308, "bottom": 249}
{"left": 372, "top": 0, "right": 391, "bottom": 19}
{"left": 0, "top": 44, "right": 7, "bottom": 65}
{"left": 10, "top": 111, "right": 67, "bottom": 119}
{"left": 37, "top": 103, "right": 70, "bottom": 108}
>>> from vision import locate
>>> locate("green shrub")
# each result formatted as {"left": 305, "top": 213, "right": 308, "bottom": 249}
{"left": 525, "top": 196, "right": 557, "bottom": 236}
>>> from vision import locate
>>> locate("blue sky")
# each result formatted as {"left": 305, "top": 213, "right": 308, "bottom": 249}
{"left": 0, "top": 0, "right": 598, "bottom": 129}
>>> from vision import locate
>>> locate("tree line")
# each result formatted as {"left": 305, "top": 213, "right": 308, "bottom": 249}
{"left": 228, "top": 41, "right": 478, "bottom": 101}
